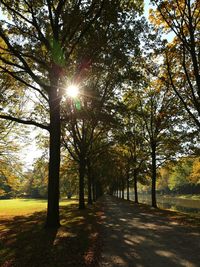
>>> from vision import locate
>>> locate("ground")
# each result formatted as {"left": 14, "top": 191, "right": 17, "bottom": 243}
{"left": 99, "top": 195, "right": 200, "bottom": 267}
{"left": 1, "top": 197, "right": 200, "bottom": 267}
{"left": 0, "top": 199, "right": 101, "bottom": 267}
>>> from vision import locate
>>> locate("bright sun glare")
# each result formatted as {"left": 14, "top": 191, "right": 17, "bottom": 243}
{"left": 66, "top": 84, "right": 79, "bottom": 98}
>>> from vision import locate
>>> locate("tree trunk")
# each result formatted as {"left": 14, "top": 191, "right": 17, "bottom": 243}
{"left": 116, "top": 179, "right": 119, "bottom": 198}
{"left": 133, "top": 169, "right": 138, "bottom": 204}
{"left": 92, "top": 179, "right": 96, "bottom": 202}
{"left": 122, "top": 178, "right": 124, "bottom": 199}
{"left": 96, "top": 180, "right": 102, "bottom": 199}
{"left": 151, "top": 144, "right": 157, "bottom": 208}
{"left": 119, "top": 178, "right": 121, "bottom": 198}
{"left": 87, "top": 161, "right": 93, "bottom": 205}
{"left": 79, "top": 158, "right": 86, "bottom": 209}
{"left": 126, "top": 169, "right": 130, "bottom": 201}
{"left": 45, "top": 87, "right": 61, "bottom": 228}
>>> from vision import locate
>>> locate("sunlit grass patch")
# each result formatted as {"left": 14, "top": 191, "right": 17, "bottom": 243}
{"left": 0, "top": 199, "right": 47, "bottom": 217}
{"left": 176, "top": 194, "right": 200, "bottom": 200}
{"left": 0, "top": 198, "right": 77, "bottom": 218}
{"left": 59, "top": 198, "right": 78, "bottom": 206}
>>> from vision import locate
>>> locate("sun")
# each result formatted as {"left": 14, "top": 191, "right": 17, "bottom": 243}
{"left": 66, "top": 84, "right": 79, "bottom": 98}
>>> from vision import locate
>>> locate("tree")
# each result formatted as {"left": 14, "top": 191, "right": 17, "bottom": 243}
{"left": 137, "top": 79, "right": 181, "bottom": 207}
{"left": 0, "top": 139, "right": 23, "bottom": 198}
{"left": 0, "top": 117, "right": 25, "bottom": 198}
{"left": 150, "top": 0, "right": 200, "bottom": 128}
{"left": 23, "top": 155, "right": 48, "bottom": 198}
{"left": 120, "top": 91, "right": 150, "bottom": 203}
{"left": 189, "top": 157, "right": 200, "bottom": 184}
{"left": 62, "top": 85, "right": 118, "bottom": 208}
{"left": 169, "top": 157, "right": 193, "bottom": 192}
{"left": 60, "top": 2, "right": 144, "bottom": 208}
{"left": 59, "top": 154, "right": 79, "bottom": 198}
{"left": 157, "top": 165, "right": 171, "bottom": 193}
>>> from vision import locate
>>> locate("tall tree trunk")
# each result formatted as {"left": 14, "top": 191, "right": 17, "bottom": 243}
{"left": 92, "top": 179, "right": 96, "bottom": 202}
{"left": 96, "top": 180, "right": 102, "bottom": 199}
{"left": 87, "top": 160, "right": 93, "bottom": 205}
{"left": 126, "top": 168, "right": 130, "bottom": 201}
{"left": 45, "top": 87, "right": 61, "bottom": 228}
{"left": 116, "top": 178, "right": 119, "bottom": 198}
{"left": 87, "top": 176, "right": 92, "bottom": 205}
{"left": 133, "top": 169, "right": 138, "bottom": 204}
{"left": 79, "top": 158, "right": 86, "bottom": 209}
{"left": 122, "top": 178, "right": 124, "bottom": 199}
{"left": 151, "top": 143, "right": 157, "bottom": 208}
{"left": 119, "top": 178, "right": 121, "bottom": 198}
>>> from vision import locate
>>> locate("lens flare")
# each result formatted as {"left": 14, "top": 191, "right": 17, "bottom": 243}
{"left": 66, "top": 84, "right": 79, "bottom": 98}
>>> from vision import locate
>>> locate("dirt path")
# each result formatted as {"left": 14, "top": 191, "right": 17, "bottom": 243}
{"left": 99, "top": 195, "right": 200, "bottom": 267}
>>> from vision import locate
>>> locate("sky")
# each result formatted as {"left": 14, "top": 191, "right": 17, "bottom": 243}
{"left": 144, "top": 0, "right": 150, "bottom": 18}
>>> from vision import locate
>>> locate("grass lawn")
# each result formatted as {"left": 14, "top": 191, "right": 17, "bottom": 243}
{"left": 0, "top": 198, "right": 103, "bottom": 267}
{"left": 175, "top": 194, "right": 200, "bottom": 200}
{"left": 0, "top": 198, "right": 77, "bottom": 217}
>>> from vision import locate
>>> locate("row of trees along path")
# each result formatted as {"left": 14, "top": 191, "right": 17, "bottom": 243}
{"left": 0, "top": 1, "right": 144, "bottom": 227}
{"left": 99, "top": 195, "right": 200, "bottom": 267}
{"left": 0, "top": 0, "right": 199, "bottom": 229}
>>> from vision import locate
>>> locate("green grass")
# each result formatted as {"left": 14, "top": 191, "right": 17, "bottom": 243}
{"left": 158, "top": 194, "right": 200, "bottom": 200}
{"left": 0, "top": 198, "right": 102, "bottom": 267}
{"left": 0, "top": 198, "right": 77, "bottom": 217}
{"left": 0, "top": 198, "right": 47, "bottom": 217}
{"left": 175, "top": 194, "right": 200, "bottom": 200}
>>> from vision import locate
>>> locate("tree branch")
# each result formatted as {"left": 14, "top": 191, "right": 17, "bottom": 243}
{"left": 0, "top": 28, "right": 49, "bottom": 91}
{"left": 67, "top": 0, "right": 105, "bottom": 58}
{"left": 0, "top": 66, "right": 49, "bottom": 102}
{"left": 0, "top": 114, "right": 50, "bottom": 131}
{"left": 165, "top": 51, "right": 200, "bottom": 129}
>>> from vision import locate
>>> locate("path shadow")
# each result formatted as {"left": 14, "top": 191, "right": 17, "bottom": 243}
{"left": 100, "top": 196, "right": 200, "bottom": 267}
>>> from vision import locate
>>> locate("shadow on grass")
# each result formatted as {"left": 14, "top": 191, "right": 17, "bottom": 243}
{"left": 0, "top": 203, "right": 102, "bottom": 267}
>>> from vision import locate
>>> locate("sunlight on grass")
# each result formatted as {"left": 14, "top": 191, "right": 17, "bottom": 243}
{"left": 177, "top": 195, "right": 200, "bottom": 200}
{"left": 0, "top": 198, "right": 77, "bottom": 217}
{"left": 59, "top": 198, "right": 77, "bottom": 206}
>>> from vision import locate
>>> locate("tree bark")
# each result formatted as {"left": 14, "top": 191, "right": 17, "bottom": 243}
{"left": 45, "top": 87, "right": 61, "bottom": 228}
{"left": 151, "top": 143, "right": 157, "bottom": 208}
{"left": 133, "top": 169, "right": 138, "bottom": 204}
{"left": 116, "top": 178, "right": 119, "bottom": 198}
{"left": 92, "top": 178, "right": 96, "bottom": 202}
{"left": 87, "top": 160, "right": 93, "bottom": 205}
{"left": 122, "top": 177, "right": 124, "bottom": 199}
{"left": 95, "top": 180, "right": 101, "bottom": 199}
{"left": 79, "top": 158, "right": 86, "bottom": 209}
{"left": 126, "top": 168, "right": 130, "bottom": 201}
